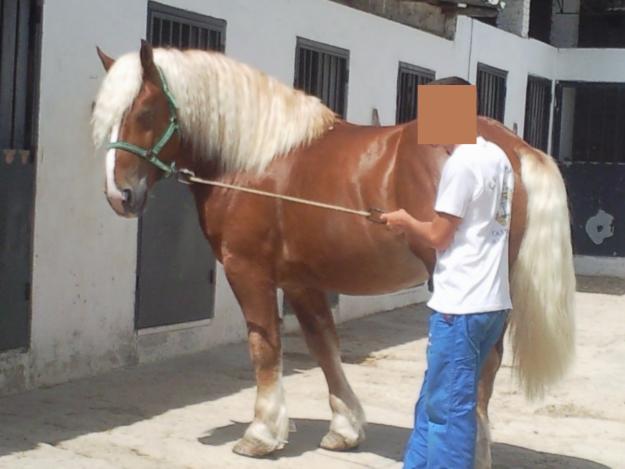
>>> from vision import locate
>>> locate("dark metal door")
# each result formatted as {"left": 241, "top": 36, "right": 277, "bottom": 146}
{"left": 135, "top": 3, "right": 226, "bottom": 329}
{"left": 0, "top": 151, "right": 34, "bottom": 351}
{"left": 136, "top": 179, "right": 216, "bottom": 329}
{"left": 553, "top": 81, "right": 625, "bottom": 257}
{"left": 0, "top": 0, "right": 41, "bottom": 351}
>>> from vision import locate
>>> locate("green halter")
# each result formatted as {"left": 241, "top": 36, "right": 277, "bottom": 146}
{"left": 107, "top": 66, "right": 179, "bottom": 176}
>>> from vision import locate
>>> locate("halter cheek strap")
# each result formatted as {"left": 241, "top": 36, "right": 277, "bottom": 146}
{"left": 107, "top": 66, "right": 179, "bottom": 177}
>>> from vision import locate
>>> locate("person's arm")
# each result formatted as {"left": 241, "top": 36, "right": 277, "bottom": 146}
{"left": 381, "top": 149, "right": 476, "bottom": 251}
{"left": 380, "top": 209, "right": 462, "bottom": 251}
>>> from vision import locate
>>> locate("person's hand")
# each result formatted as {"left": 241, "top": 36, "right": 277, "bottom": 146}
{"left": 380, "top": 209, "right": 411, "bottom": 235}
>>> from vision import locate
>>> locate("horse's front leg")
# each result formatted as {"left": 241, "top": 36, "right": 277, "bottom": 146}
{"left": 225, "top": 258, "right": 288, "bottom": 457}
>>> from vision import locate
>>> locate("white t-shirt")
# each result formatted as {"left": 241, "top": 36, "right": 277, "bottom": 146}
{"left": 427, "top": 136, "right": 514, "bottom": 314}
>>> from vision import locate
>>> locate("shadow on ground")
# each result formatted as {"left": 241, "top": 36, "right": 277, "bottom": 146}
{"left": 199, "top": 418, "right": 610, "bottom": 469}
{"left": 0, "top": 304, "right": 428, "bottom": 458}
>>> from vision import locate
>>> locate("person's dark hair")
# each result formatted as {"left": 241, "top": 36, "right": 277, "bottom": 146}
{"left": 428, "top": 76, "right": 471, "bottom": 85}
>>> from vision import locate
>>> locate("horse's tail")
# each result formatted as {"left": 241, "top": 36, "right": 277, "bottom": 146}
{"left": 509, "top": 148, "right": 576, "bottom": 400}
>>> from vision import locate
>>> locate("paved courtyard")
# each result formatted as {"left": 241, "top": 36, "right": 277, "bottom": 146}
{"left": 0, "top": 276, "right": 623, "bottom": 468}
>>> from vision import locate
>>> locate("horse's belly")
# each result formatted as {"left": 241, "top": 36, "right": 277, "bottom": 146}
{"left": 278, "top": 241, "right": 430, "bottom": 295}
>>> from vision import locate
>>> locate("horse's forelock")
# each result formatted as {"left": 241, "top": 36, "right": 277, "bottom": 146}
{"left": 92, "top": 53, "right": 143, "bottom": 148}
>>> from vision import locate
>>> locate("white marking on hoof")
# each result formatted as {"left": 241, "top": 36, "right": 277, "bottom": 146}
{"left": 322, "top": 394, "right": 366, "bottom": 450}
{"left": 233, "top": 421, "right": 287, "bottom": 457}
{"left": 236, "top": 377, "right": 289, "bottom": 457}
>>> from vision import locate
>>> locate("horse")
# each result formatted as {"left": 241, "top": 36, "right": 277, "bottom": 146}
{"left": 92, "top": 41, "right": 575, "bottom": 467}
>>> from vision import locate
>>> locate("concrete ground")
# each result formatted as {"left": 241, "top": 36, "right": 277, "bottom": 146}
{"left": 0, "top": 276, "right": 623, "bottom": 469}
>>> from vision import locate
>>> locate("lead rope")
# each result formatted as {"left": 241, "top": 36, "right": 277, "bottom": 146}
{"left": 176, "top": 169, "right": 385, "bottom": 223}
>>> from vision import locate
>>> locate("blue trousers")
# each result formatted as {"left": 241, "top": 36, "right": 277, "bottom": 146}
{"left": 403, "top": 310, "right": 509, "bottom": 469}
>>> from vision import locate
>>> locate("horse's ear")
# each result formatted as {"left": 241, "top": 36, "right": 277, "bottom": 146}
{"left": 96, "top": 46, "right": 115, "bottom": 71}
{"left": 140, "top": 39, "right": 154, "bottom": 68}
{"left": 140, "top": 39, "right": 162, "bottom": 85}
{"left": 140, "top": 39, "right": 160, "bottom": 84}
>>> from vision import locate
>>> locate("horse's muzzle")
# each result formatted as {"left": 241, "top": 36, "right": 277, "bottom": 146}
{"left": 106, "top": 179, "right": 148, "bottom": 218}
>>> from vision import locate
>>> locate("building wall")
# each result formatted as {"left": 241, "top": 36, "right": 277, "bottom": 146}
{"left": 557, "top": 48, "right": 625, "bottom": 81}
{"left": 2, "top": 0, "right": 624, "bottom": 395}
{"left": 468, "top": 20, "right": 557, "bottom": 140}
{"left": 329, "top": 0, "right": 456, "bottom": 39}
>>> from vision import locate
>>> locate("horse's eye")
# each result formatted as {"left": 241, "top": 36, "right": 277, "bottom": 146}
{"left": 136, "top": 108, "right": 154, "bottom": 127}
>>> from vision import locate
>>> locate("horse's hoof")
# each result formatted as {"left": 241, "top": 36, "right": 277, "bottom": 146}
{"left": 320, "top": 429, "right": 364, "bottom": 451}
{"left": 232, "top": 435, "right": 284, "bottom": 457}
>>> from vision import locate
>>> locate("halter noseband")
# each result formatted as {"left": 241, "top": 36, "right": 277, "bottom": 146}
{"left": 107, "top": 66, "right": 179, "bottom": 176}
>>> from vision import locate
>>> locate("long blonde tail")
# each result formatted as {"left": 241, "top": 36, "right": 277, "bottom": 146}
{"left": 509, "top": 149, "right": 576, "bottom": 399}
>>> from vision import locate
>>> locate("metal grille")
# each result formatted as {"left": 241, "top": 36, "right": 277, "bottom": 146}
{"left": 396, "top": 62, "right": 435, "bottom": 124}
{"left": 1, "top": 0, "right": 40, "bottom": 151}
{"left": 524, "top": 76, "right": 552, "bottom": 152}
{"left": 294, "top": 38, "right": 349, "bottom": 118}
{"left": 476, "top": 63, "right": 507, "bottom": 122}
{"left": 148, "top": 1, "right": 225, "bottom": 51}
{"left": 554, "top": 82, "right": 625, "bottom": 164}
{"left": 0, "top": 0, "right": 41, "bottom": 352}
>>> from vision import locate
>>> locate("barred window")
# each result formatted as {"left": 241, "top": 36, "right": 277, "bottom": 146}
{"left": 396, "top": 62, "right": 435, "bottom": 124}
{"left": 148, "top": 1, "right": 225, "bottom": 51}
{"left": 294, "top": 37, "right": 349, "bottom": 118}
{"left": 524, "top": 75, "right": 552, "bottom": 152}
{"left": 477, "top": 63, "right": 507, "bottom": 122}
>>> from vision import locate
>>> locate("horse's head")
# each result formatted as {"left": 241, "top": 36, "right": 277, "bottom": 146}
{"left": 94, "top": 41, "right": 180, "bottom": 218}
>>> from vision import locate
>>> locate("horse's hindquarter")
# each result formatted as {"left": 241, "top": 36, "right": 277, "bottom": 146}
{"left": 273, "top": 122, "right": 431, "bottom": 294}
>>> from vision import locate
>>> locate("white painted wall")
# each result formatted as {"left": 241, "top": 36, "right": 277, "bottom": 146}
{"left": 2, "top": 0, "right": 624, "bottom": 395}
{"left": 26, "top": 0, "right": 146, "bottom": 390}
{"left": 575, "top": 256, "right": 625, "bottom": 279}
{"left": 557, "top": 48, "right": 625, "bottom": 81}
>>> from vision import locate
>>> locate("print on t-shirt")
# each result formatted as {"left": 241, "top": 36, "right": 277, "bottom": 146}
{"left": 495, "top": 166, "right": 513, "bottom": 228}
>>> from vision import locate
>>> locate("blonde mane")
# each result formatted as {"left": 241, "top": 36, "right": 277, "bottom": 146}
{"left": 92, "top": 48, "right": 336, "bottom": 172}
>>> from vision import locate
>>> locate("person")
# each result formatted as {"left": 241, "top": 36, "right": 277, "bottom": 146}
{"left": 381, "top": 112, "right": 514, "bottom": 467}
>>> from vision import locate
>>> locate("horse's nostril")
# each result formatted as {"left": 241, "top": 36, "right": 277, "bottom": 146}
{"left": 122, "top": 189, "right": 133, "bottom": 205}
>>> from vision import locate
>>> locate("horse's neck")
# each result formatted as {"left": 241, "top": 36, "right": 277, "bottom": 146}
{"left": 176, "top": 142, "right": 219, "bottom": 178}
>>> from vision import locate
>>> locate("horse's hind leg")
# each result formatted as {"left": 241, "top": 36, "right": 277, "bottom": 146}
{"left": 475, "top": 330, "right": 506, "bottom": 469}
{"left": 284, "top": 286, "right": 366, "bottom": 450}
{"left": 225, "top": 261, "right": 289, "bottom": 457}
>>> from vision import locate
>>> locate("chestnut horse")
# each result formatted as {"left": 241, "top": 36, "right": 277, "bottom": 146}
{"left": 92, "top": 42, "right": 575, "bottom": 467}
